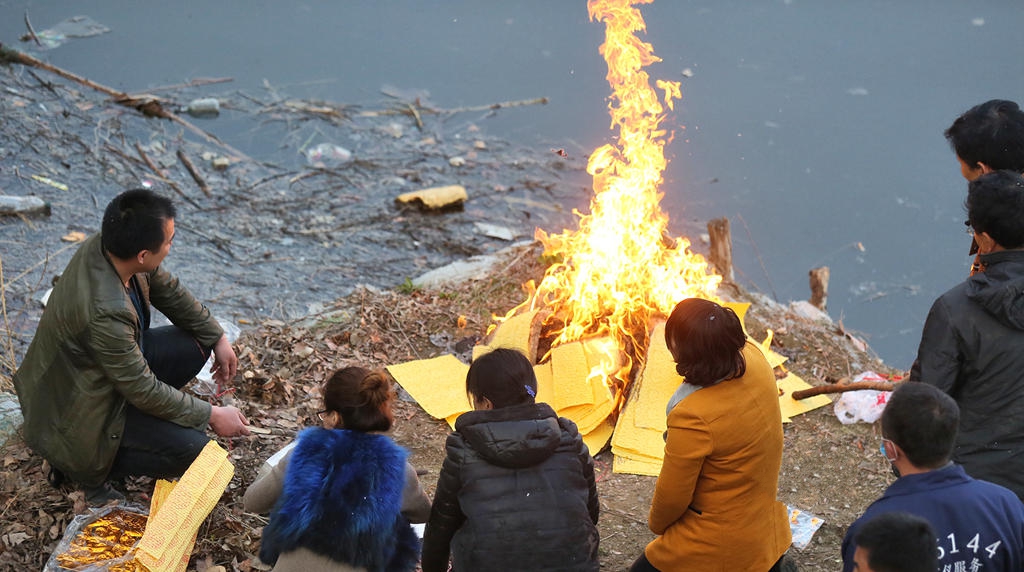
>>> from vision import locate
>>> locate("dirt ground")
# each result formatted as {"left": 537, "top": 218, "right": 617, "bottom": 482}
{"left": 0, "top": 47, "right": 903, "bottom": 571}
{"left": 0, "top": 242, "right": 901, "bottom": 571}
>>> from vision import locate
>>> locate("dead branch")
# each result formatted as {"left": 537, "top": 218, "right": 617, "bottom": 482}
{"left": 358, "top": 96, "right": 548, "bottom": 119}
{"left": 791, "top": 380, "right": 898, "bottom": 400}
{"left": 0, "top": 44, "right": 253, "bottom": 162}
{"left": 176, "top": 149, "right": 212, "bottom": 198}
{"left": 130, "top": 76, "right": 233, "bottom": 96}
{"left": 23, "top": 12, "right": 42, "bottom": 47}
{"left": 134, "top": 142, "right": 199, "bottom": 208}
{"left": 406, "top": 102, "right": 424, "bottom": 131}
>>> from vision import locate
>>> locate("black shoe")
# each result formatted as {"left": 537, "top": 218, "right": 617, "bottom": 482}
{"left": 83, "top": 482, "right": 125, "bottom": 505}
{"left": 46, "top": 464, "right": 65, "bottom": 488}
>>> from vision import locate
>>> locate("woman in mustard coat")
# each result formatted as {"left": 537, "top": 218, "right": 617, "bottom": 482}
{"left": 631, "top": 298, "right": 792, "bottom": 571}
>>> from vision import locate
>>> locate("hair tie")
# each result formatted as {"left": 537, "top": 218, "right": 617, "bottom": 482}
{"left": 525, "top": 385, "right": 536, "bottom": 398}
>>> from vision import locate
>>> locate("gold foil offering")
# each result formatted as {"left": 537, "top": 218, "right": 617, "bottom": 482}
{"left": 55, "top": 508, "right": 148, "bottom": 570}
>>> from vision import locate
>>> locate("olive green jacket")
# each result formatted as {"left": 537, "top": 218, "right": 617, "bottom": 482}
{"left": 13, "top": 233, "right": 222, "bottom": 486}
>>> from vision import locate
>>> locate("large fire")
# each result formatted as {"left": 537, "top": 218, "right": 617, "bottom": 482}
{"left": 498, "top": 0, "right": 720, "bottom": 397}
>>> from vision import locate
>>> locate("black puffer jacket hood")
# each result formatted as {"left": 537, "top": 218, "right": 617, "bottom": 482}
{"left": 455, "top": 402, "right": 561, "bottom": 469}
{"left": 966, "top": 250, "right": 1024, "bottom": 330}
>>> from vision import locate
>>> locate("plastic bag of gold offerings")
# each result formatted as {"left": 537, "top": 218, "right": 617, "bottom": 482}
{"left": 43, "top": 504, "right": 150, "bottom": 572}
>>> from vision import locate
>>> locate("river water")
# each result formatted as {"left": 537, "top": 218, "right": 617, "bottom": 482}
{"left": 1, "top": 1, "right": 1022, "bottom": 367}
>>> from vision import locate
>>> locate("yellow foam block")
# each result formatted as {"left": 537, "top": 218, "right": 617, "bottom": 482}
{"left": 550, "top": 341, "right": 595, "bottom": 410}
{"left": 778, "top": 371, "right": 832, "bottom": 421}
{"left": 387, "top": 354, "right": 472, "bottom": 420}
{"left": 136, "top": 441, "right": 234, "bottom": 572}
{"left": 581, "top": 418, "right": 615, "bottom": 456}
{"left": 487, "top": 308, "right": 540, "bottom": 362}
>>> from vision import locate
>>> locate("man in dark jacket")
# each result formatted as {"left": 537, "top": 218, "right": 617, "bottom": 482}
{"left": 944, "top": 99, "right": 1024, "bottom": 274}
{"left": 910, "top": 170, "right": 1024, "bottom": 500}
{"left": 842, "top": 383, "right": 1024, "bottom": 572}
{"left": 13, "top": 189, "right": 249, "bottom": 504}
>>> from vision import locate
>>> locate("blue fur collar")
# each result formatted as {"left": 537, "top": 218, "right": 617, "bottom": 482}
{"left": 259, "top": 427, "right": 419, "bottom": 571}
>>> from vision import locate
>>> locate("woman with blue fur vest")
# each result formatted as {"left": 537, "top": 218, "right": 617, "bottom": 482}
{"left": 244, "top": 367, "right": 431, "bottom": 572}
{"left": 421, "top": 348, "right": 600, "bottom": 572}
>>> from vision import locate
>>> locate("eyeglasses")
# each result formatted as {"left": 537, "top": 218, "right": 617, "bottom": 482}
{"left": 317, "top": 410, "right": 330, "bottom": 421}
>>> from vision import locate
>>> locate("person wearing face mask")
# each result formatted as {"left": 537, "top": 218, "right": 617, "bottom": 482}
{"left": 841, "top": 382, "right": 1024, "bottom": 572}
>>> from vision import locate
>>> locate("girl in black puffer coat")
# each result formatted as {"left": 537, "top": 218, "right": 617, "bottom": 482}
{"left": 421, "top": 348, "right": 601, "bottom": 572}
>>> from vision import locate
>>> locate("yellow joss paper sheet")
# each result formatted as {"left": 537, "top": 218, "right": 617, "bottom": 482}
{"left": 387, "top": 354, "right": 472, "bottom": 421}
{"left": 581, "top": 418, "right": 615, "bottom": 456}
{"left": 486, "top": 308, "right": 540, "bottom": 362}
{"left": 136, "top": 441, "right": 234, "bottom": 572}
{"left": 550, "top": 341, "right": 595, "bottom": 411}
{"left": 778, "top": 371, "right": 832, "bottom": 422}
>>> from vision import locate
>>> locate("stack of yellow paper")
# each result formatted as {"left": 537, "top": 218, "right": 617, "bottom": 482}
{"left": 610, "top": 321, "right": 678, "bottom": 476}
{"left": 386, "top": 300, "right": 834, "bottom": 476}
{"left": 135, "top": 441, "right": 235, "bottom": 572}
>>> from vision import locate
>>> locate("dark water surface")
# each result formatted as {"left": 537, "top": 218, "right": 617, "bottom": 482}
{"left": 2, "top": 1, "right": 1022, "bottom": 367}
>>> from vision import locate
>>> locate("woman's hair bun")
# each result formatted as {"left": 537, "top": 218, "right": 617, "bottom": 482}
{"left": 359, "top": 369, "right": 392, "bottom": 408}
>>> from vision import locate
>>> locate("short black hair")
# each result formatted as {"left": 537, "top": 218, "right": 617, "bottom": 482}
{"left": 854, "top": 512, "right": 937, "bottom": 572}
{"left": 664, "top": 298, "right": 746, "bottom": 387}
{"left": 101, "top": 189, "right": 176, "bottom": 259}
{"left": 466, "top": 348, "right": 537, "bottom": 409}
{"left": 881, "top": 382, "right": 959, "bottom": 469}
{"left": 945, "top": 99, "right": 1024, "bottom": 172}
{"left": 966, "top": 170, "right": 1024, "bottom": 249}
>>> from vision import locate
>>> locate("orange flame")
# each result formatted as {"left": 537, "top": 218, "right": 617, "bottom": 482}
{"left": 502, "top": 0, "right": 720, "bottom": 393}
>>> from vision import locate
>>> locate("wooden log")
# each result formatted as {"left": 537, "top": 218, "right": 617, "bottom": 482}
{"left": 707, "top": 217, "right": 734, "bottom": 282}
{"left": 809, "top": 266, "right": 830, "bottom": 310}
{"left": 791, "top": 380, "right": 897, "bottom": 400}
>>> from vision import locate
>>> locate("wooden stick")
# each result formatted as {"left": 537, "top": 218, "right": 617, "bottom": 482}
{"left": 131, "top": 76, "right": 233, "bottom": 95}
{"left": 707, "top": 217, "right": 733, "bottom": 282}
{"left": 176, "top": 149, "right": 212, "bottom": 198}
{"left": 359, "top": 96, "right": 548, "bottom": 118}
{"left": 134, "top": 142, "right": 200, "bottom": 208}
{"left": 0, "top": 44, "right": 253, "bottom": 162}
{"left": 791, "top": 380, "right": 897, "bottom": 400}
{"left": 406, "top": 102, "right": 424, "bottom": 131}
{"left": 23, "top": 11, "right": 42, "bottom": 46}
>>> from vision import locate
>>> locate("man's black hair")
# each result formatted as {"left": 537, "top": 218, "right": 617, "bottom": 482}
{"left": 966, "top": 170, "right": 1024, "bottom": 249}
{"left": 881, "top": 382, "right": 958, "bottom": 469}
{"left": 945, "top": 99, "right": 1024, "bottom": 172}
{"left": 101, "top": 189, "right": 176, "bottom": 259}
{"left": 854, "top": 512, "right": 937, "bottom": 572}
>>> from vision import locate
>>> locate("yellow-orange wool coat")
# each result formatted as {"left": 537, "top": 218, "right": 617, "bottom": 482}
{"left": 644, "top": 341, "right": 791, "bottom": 571}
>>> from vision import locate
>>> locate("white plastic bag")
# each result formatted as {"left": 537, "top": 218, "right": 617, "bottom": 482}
{"left": 833, "top": 372, "right": 892, "bottom": 424}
